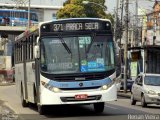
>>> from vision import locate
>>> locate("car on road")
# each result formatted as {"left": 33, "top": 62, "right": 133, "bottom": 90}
{"left": 131, "top": 73, "right": 160, "bottom": 107}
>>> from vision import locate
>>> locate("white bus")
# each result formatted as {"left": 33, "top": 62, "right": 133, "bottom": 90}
{"left": 14, "top": 18, "right": 117, "bottom": 114}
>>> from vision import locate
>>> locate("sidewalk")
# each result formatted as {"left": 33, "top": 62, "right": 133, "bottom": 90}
{"left": 117, "top": 91, "right": 131, "bottom": 98}
{"left": 0, "top": 100, "right": 18, "bottom": 120}
{"left": 0, "top": 81, "right": 15, "bottom": 86}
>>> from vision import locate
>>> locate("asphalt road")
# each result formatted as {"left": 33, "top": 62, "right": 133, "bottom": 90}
{"left": 0, "top": 85, "right": 160, "bottom": 120}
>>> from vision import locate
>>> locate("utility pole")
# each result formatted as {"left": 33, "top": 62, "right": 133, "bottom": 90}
{"left": 153, "top": 16, "right": 156, "bottom": 45}
{"left": 124, "top": 0, "right": 129, "bottom": 93}
{"left": 135, "top": 0, "right": 138, "bottom": 46}
{"left": 28, "top": 0, "right": 31, "bottom": 30}
{"left": 114, "top": 0, "right": 120, "bottom": 42}
{"left": 120, "top": 0, "right": 124, "bottom": 46}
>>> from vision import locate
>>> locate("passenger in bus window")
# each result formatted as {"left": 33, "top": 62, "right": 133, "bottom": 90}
{"left": 41, "top": 45, "right": 47, "bottom": 71}
{"left": 6, "top": 17, "right": 10, "bottom": 25}
{"left": 1, "top": 17, "right": 6, "bottom": 26}
{"left": 0, "top": 18, "right": 2, "bottom": 25}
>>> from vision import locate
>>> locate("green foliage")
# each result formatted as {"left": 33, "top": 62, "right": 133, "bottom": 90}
{"left": 56, "top": 4, "right": 86, "bottom": 18}
{"left": 115, "top": 16, "right": 124, "bottom": 40}
{"left": 56, "top": 0, "right": 114, "bottom": 24}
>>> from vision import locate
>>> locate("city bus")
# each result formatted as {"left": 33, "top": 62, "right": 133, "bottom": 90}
{"left": 0, "top": 9, "right": 38, "bottom": 26}
{"left": 14, "top": 18, "right": 117, "bottom": 114}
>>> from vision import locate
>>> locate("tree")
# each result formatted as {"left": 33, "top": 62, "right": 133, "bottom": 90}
{"left": 56, "top": 0, "right": 114, "bottom": 24}
{"left": 115, "top": 16, "right": 124, "bottom": 40}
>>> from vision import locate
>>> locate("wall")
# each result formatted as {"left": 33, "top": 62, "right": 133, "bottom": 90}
{"left": 44, "top": 9, "right": 57, "bottom": 21}
{"left": 0, "top": 0, "right": 66, "bottom": 7}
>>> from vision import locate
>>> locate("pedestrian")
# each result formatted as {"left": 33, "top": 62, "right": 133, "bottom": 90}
{"left": 6, "top": 17, "right": 10, "bottom": 25}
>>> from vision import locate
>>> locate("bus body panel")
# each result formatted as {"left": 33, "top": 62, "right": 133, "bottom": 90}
{"left": 15, "top": 63, "right": 24, "bottom": 97}
{"left": 26, "top": 61, "right": 36, "bottom": 103}
{"left": 39, "top": 72, "right": 117, "bottom": 105}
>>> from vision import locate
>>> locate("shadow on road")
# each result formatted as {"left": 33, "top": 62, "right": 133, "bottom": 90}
{"left": 136, "top": 104, "right": 160, "bottom": 109}
{"left": 17, "top": 103, "right": 148, "bottom": 120}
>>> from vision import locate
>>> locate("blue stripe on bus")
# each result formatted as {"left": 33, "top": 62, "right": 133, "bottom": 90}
{"left": 48, "top": 78, "right": 112, "bottom": 88}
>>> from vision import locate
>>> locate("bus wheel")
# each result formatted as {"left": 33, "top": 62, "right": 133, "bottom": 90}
{"left": 93, "top": 102, "right": 104, "bottom": 113}
{"left": 21, "top": 86, "right": 28, "bottom": 107}
{"left": 38, "top": 105, "right": 45, "bottom": 115}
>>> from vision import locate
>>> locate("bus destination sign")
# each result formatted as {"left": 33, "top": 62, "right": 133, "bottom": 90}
{"left": 52, "top": 21, "right": 110, "bottom": 32}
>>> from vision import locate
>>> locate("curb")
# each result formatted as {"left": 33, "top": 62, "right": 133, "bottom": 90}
{"left": 0, "top": 82, "right": 15, "bottom": 86}
{"left": 117, "top": 92, "right": 131, "bottom": 98}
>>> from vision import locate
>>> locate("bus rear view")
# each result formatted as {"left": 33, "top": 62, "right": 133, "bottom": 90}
{"left": 15, "top": 18, "right": 117, "bottom": 115}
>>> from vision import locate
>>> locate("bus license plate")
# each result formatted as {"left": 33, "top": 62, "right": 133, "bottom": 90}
{"left": 75, "top": 94, "right": 88, "bottom": 100}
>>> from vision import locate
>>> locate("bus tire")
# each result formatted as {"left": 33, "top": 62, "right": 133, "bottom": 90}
{"left": 34, "top": 85, "right": 37, "bottom": 103}
{"left": 93, "top": 102, "right": 104, "bottom": 113}
{"left": 38, "top": 105, "right": 45, "bottom": 115}
{"left": 21, "top": 85, "right": 28, "bottom": 107}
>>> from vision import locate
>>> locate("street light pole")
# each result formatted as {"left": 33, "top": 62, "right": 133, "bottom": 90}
{"left": 28, "top": 0, "right": 30, "bottom": 30}
{"left": 124, "top": 0, "right": 129, "bottom": 93}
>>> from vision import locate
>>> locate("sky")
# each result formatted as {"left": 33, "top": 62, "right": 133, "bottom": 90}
{"left": 105, "top": 0, "right": 155, "bottom": 15}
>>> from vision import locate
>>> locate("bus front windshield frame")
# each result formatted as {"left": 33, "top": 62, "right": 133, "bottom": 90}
{"left": 40, "top": 34, "right": 115, "bottom": 74}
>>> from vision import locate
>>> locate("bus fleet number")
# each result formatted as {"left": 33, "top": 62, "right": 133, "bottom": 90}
{"left": 53, "top": 24, "right": 63, "bottom": 31}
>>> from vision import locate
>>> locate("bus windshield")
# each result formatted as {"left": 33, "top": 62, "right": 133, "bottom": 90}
{"left": 40, "top": 35, "right": 115, "bottom": 74}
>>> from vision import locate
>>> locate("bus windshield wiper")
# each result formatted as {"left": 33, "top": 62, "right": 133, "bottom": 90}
{"left": 58, "top": 34, "right": 71, "bottom": 54}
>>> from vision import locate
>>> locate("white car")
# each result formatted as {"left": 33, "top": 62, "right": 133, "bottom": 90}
{"left": 131, "top": 73, "right": 160, "bottom": 107}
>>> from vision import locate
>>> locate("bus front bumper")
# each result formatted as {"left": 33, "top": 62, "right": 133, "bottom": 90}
{"left": 39, "top": 84, "right": 117, "bottom": 105}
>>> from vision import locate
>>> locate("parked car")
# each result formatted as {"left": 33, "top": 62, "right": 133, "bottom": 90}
{"left": 120, "top": 79, "right": 134, "bottom": 92}
{"left": 131, "top": 73, "right": 160, "bottom": 107}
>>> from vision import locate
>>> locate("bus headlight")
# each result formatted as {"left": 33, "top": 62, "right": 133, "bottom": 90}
{"left": 101, "top": 84, "right": 112, "bottom": 90}
{"left": 101, "top": 78, "right": 115, "bottom": 90}
{"left": 101, "top": 85, "right": 109, "bottom": 90}
{"left": 51, "top": 87, "right": 61, "bottom": 93}
{"left": 41, "top": 81, "right": 61, "bottom": 93}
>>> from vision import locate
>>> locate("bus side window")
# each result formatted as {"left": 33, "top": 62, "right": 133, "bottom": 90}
{"left": 33, "top": 35, "right": 37, "bottom": 59}
{"left": 19, "top": 43, "right": 21, "bottom": 62}
{"left": 25, "top": 40, "right": 27, "bottom": 60}
{"left": 30, "top": 35, "right": 33, "bottom": 60}
{"left": 14, "top": 43, "right": 17, "bottom": 63}
{"left": 27, "top": 38, "right": 30, "bottom": 60}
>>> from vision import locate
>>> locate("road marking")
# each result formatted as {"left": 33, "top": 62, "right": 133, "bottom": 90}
{"left": 105, "top": 105, "right": 118, "bottom": 110}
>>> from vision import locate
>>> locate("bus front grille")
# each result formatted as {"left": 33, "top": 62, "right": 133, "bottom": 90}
{"left": 60, "top": 86, "right": 101, "bottom": 91}
{"left": 60, "top": 95, "right": 102, "bottom": 102}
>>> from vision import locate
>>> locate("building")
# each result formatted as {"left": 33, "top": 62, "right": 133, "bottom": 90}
{"left": 145, "top": 1, "right": 160, "bottom": 46}
{"left": 0, "top": 0, "right": 66, "bottom": 21}
{"left": 141, "top": 1, "right": 160, "bottom": 74}
{"left": 0, "top": 0, "right": 67, "bottom": 82}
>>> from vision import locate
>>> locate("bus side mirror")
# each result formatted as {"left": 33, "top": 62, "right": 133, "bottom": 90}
{"left": 34, "top": 45, "right": 40, "bottom": 59}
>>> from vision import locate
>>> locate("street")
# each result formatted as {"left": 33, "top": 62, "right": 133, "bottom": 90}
{"left": 0, "top": 85, "right": 160, "bottom": 120}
